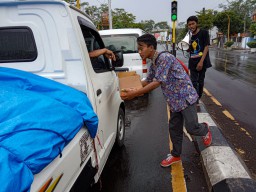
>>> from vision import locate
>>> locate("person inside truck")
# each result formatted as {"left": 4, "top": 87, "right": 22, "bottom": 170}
{"left": 89, "top": 48, "right": 116, "bottom": 61}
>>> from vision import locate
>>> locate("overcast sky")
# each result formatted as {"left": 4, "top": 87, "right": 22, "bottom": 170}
{"left": 81, "top": 0, "right": 230, "bottom": 24}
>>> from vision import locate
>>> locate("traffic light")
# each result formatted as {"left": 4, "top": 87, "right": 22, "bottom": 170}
{"left": 171, "top": 1, "right": 177, "bottom": 21}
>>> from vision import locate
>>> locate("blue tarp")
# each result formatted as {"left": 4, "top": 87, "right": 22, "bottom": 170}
{"left": 0, "top": 67, "right": 98, "bottom": 191}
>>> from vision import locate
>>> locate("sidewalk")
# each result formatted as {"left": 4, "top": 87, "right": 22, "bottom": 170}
{"left": 194, "top": 101, "right": 256, "bottom": 191}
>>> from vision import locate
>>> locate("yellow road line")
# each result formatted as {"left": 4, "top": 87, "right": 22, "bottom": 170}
{"left": 167, "top": 109, "right": 187, "bottom": 192}
{"left": 203, "top": 88, "right": 222, "bottom": 106}
{"left": 203, "top": 88, "right": 212, "bottom": 96}
{"left": 211, "top": 96, "right": 222, "bottom": 106}
{"left": 241, "top": 128, "right": 252, "bottom": 138}
{"left": 222, "top": 110, "right": 235, "bottom": 120}
{"left": 204, "top": 89, "right": 253, "bottom": 140}
{"left": 171, "top": 163, "right": 187, "bottom": 192}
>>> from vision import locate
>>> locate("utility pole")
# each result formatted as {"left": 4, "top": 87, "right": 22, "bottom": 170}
{"left": 76, "top": 0, "right": 80, "bottom": 9}
{"left": 171, "top": 0, "right": 177, "bottom": 56}
{"left": 228, "top": 15, "right": 230, "bottom": 41}
{"left": 224, "top": 12, "right": 230, "bottom": 41}
{"left": 108, "top": 0, "right": 112, "bottom": 29}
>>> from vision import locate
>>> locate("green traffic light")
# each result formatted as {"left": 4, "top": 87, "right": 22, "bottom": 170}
{"left": 171, "top": 14, "right": 177, "bottom": 21}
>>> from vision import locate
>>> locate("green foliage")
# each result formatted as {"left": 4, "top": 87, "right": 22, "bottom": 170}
{"left": 64, "top": 0, "right": 76, "bottom": 5}
{"left": 80, "top": 3, "right": 108, "bottom": 29}
{"left": 140, "top": 20, "right": 155, "bottom": 33}
{"left": 112, "top": 8, "right": 136, "bottom": 28}
{"left": 247, "top": 41, "right": 256, "bottom": 48}
{"left": 81, "top": 3, "right": 154, "bottom": 31}
{"left": 196, "top": 9, "right": 215, "bottom": 30}
{"left": 154, "top": 22, "right": 169, "bottom": 30}
{"left": 249, "top": 23, "right": 256, "bottom": 36}
{"left": 225, "top": 41, "right": 234, "bottom": 47}
{"left": 218, "top": 0, "right": 253, "bottom": 33}
{"left": 213, "top": 11, "right": 244, "bottom": 35}
{"left": 176, "top": 27, "right": 188, "bottom": 43}
{"left": 220, "top": 0, "right": 256, "bottom": 20}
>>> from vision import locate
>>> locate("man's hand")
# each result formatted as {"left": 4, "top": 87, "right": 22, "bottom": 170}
{"left": 104, "top": 49, "right": 116, "bottom": 61}
{"left": 120, "top": 88, "right": 138, "bottom": 100}
{"left": 121, "top": 81, "right": 160, "bottom": 100}
{"left": 196, "top": 61, "right": 203, "bottom": 71}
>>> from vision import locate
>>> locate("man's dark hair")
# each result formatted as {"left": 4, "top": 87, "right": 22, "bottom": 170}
{"left": 187, "top": 16, "right": 198, "bottom": 24}
{"left": 137, "top": 34, "right": 157, "bottom": 50}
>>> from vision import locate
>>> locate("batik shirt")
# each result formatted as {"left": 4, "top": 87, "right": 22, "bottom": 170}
{"left": 146, "top": 52, "right": 198, "bottom": 112}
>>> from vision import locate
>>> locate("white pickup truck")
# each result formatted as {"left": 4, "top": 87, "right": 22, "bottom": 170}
{"left": 0, "top": 0, "right": 125, "bottom": 191}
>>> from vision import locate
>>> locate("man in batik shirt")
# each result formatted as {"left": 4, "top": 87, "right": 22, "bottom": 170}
{"left": 122, "top": 34, "right": 212, "bottom": 167}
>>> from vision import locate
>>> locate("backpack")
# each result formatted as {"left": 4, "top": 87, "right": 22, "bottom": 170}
{"left": 155, "top": 51, "right": 189, "bottom": 75}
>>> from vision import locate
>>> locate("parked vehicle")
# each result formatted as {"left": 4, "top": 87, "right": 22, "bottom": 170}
{"left": 0, "top": 0, "right": 125, "bottom": 191}
{"left": 99, "top": 28, "right": 150, "bottom": 79}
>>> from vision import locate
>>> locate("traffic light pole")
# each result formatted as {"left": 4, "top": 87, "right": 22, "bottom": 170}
{"left": 171, "top": 0, "right": 177, "bottom": 57}
{"left": 76, "top": 0, "right": 80, "bottom": 9}
{"left": 172, "top": 21, "right": 176, "bottom": 57}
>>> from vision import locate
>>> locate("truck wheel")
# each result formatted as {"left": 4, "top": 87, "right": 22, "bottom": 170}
{"left": 116, "top": 108, "right": 125, "bottom": 147}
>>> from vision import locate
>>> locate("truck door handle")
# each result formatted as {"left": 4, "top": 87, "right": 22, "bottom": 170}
{"left": 96, "top": 89, "right": 102, "bottom": 96}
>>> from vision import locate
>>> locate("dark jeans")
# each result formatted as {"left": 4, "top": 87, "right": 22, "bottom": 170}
{"left": 169, "top": 103, "right": 208, "bottom": 157}
{"left": 190, "top": 68, "right": 206, "bottom": 99}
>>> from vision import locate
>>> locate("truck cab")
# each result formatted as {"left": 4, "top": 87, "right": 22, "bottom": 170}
{"left": 0, "top": 0, "right": 125, "bottom": 191}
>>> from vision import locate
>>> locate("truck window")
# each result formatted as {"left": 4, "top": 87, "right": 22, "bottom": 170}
{"left": 0, "top": 27, "right": 37, "bottom": 63}
{"left": 101, "top": 34, "right": 138, "bottom": 54}
{"left": 78, "top": 18, "right": 110, "bottom": 73}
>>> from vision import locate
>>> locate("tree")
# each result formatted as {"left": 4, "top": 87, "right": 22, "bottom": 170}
{"left": 81, "top": 3, "right": 109, "bottom": 30}
{"left": 219, "top": 0, "right": 255, "bottom": 33}
{"left": 196, "top": 9, "right": 215, "bottom": 30}
{"left": 154, "top": 21, "right": 169, "bottom": 30}
{"left": 76, "top": 1, "right": 160, "bottom": 31}
{"left": 112, "top": 8, "right": 137, "bottom": 28}
{"left": 140, "top": 20, "right": 155, "bottom": 32}
{"left": 249, "top": 22, "right": 256, "bottom": 36}
{"left": 213, "top": 11, "right": 244, "bottom": 35}
{"left": 64, "top": 0, "right": 76, "bottom": 6}
{"left": 176, "top": 27, "right": 188, "bottom": 43}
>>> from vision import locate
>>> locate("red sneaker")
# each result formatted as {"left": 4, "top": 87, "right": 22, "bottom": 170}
{"left": 160, "top": 154, "right": 181, "bottom": 167}
{"left": 202, "top": 122, "right": 212, "bottom": 147}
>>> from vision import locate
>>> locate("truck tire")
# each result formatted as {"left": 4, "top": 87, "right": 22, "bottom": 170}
{"left": 115, "top": 108, "right": 125, "bottom": 147}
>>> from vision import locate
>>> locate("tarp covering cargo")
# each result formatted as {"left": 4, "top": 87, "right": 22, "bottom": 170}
{"left": 0, "top": 67, "right": 98, "bottom": 191}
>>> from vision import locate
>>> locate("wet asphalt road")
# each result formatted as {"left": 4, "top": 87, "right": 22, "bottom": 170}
{"left": 95, "top": 92, "right": 173, "bottom": 192}
{"left": 206, "top": 49, "right": 256, "bottom": 133}
{"left": 201, "top": 49, "right": 256, "bottom": 178}
{"left": 176, "top": 48, "right": 256, "bottom": 178}
{"left": 88, "top": 45, "right": 208, "bottom": 192}
{"left": 177, "top": 48, "right": 256, "bottom": 135}
{"left": 90, "top": 89, "right": 207, "bottom": 192}
{"left": 88, "top": 46, "right": 256, "bottom": 191}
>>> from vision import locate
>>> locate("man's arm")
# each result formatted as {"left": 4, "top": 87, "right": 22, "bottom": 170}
{"left": 141, "top": 80, "right": 150, "bottom": 87}
{"left": 122, "top": 81, "right": 160, "bottom": 100}
{"left": 89, "top": 48, "right": 116, "bottom": 61}
{"left": 89, "top": 48, "right": 106, "bottom": 58}
{"left": 201, "top": 45, "right": 209, "bottom": 62}
{"left": 196, "top": 32, "right": 209, "bottom": 71}
{"left": 196, "top": 45, "right": 209, "bottom": 71}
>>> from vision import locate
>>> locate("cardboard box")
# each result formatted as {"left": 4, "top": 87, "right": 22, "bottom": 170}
{"left": 117, "top": 71, "right": 136, "bottom": 78}
{"left": 118, "top": 71, "right": 143, "bottom": 98}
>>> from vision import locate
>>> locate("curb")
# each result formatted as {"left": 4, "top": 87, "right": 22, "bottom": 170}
{"left": 195, "top": 102, "right": 256, "bottom": 191}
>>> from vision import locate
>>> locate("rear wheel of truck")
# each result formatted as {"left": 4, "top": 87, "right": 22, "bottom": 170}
{"left": 115, "top": 108, "right": 125, "bottom": 147}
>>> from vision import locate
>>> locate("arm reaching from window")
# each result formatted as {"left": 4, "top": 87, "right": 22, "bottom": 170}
{"left": 89, "top": 48, "right": 116, "bottom": 61}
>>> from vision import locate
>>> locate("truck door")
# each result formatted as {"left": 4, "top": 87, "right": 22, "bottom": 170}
{"left": 77, "top": 17, "right": 119, "bottom": 171}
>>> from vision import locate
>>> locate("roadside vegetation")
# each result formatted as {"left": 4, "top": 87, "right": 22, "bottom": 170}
{"left": 64, "top": 0, "right": 256, "bottom": 42}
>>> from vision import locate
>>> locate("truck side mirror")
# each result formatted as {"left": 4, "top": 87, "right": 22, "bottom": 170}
{"left": 112, "top": 51, "right": 124, "bottom": 67}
